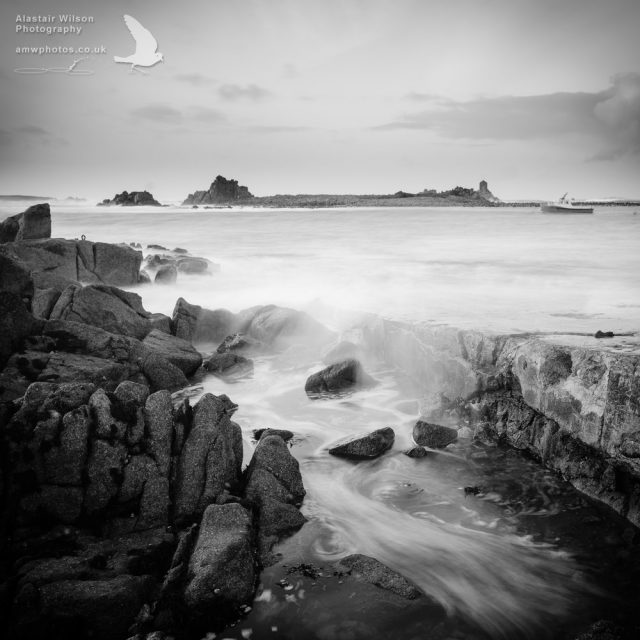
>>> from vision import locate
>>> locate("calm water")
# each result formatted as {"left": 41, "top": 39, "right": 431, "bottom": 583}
{"left": 3, "top": 203, "right": 640, "bottom": 638}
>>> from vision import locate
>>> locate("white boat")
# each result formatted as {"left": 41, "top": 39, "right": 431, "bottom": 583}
{"left": 541, "top": 193, "right": 593, "bottom": 214}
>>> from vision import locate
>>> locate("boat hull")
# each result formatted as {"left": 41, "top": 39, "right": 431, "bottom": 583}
{"left": 541, "top": 204, "right": 594, "bottom": 214}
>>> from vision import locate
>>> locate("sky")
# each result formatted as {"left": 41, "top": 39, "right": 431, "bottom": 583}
{"left": 0, "top": 0, "right": 639, "bottom": 201}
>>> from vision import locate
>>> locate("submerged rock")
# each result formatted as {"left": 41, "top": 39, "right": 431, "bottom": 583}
{"left": 329, "top": 427, "right": 395, "bottom": 459}
{"left": 413, "top": 420, "right": 458, "bottom": 448}
{"left": 335, "top": 554, "right": 422, "bottom": 599}
{"left": 171, "top": 297, "right": 236, "bottom": 344}
{"left": 154, "top": 264, "right": 177, "bottom": 285}
{"left": 305, "top": 359, "right": 375, "bottom": 396}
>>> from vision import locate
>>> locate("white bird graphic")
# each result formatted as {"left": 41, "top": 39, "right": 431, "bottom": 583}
{"left": 113, "top": 15, "right": 163, "bottom": 73}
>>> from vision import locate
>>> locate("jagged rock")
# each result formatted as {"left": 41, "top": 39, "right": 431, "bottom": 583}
{"left": 114, "top": 381, "right": 150, "bottom": 417}
{"left": 0, "top": 202, "right": 51, "bottom": 242}
{"left": 0, "top": 291, "right": 41, "bottom": 368}
{"left": 335, "top": 554, "right": 422, "bottom": 599}
{"left": 142, "top": 329, "right": 202, "bottom": 376}
{"left": 173, "top": 393, "right": 242, "bottom": 524}
{"left": 328, "top": 427, "right": 395, "bottom": 459}
{"left": 403, "top": 446, "right": 428, "bottom": 458}
{"left": 89, "top": 388, "right": 127, "bottom": 440}
{"left": 182, "top": 175, "right": 253, "bottom": 205}
{"left": 244, "top": 434, "right": 306, "bottom": 562}
{"left": 305, "top": 359, "right": 375, "bottom": 396}
{"left": 49, "top": 284, "right": 151, "bottom": 339}
{"left": 154, "top": 265, "right": 177, "bottom": 285}
{"left": 171, "top": 297, "right": 236, "bottom": 344}
{"left": 413, "top": 421, "right": 458, "bottom": 448}
{"left": 182, "top": 503, "right": 255, "bottom": 622}
{"left": 204, "top": 352, "right": 253, "bottom": 377}
{"left": 99, "top": 190, "right": 161, "bottom": 206}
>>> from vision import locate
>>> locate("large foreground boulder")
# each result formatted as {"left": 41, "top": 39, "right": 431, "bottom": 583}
{"left": 244, "top": 433, "right": 306, "bottom": 564}
{"left": 173, "top": 393, "right": 243, "bottom": 524}
{"left": 182, "top": 503, "right": 256, "bottom": 622}
{"left": 328, "top": 427, "right": 395, "bottom": 459}
{"left": 0, "top": 203, "right": 51, "bottom": 243}
{"left": 305, "top": 359, "right": 376, "bottom": 396}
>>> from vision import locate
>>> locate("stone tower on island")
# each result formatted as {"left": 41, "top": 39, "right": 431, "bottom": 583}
{"left": 478, "top": 180, "right": 499, "bottom": 203}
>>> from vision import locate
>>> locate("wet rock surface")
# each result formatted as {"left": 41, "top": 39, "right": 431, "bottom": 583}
{"left": 335, "top": 554, "right": 422, "bottom": 599}
{"left": 413, "top": 420, "right": 458, "bottom": 448}
{"left": 305, "top": 358, "right": 375, "bottom": 396}
{"left": 329, "top": 427, "right": 395, "bottom": 459}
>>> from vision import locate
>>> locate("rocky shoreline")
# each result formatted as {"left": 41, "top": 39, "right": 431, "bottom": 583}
{"left": 1, "top": 203, "right": 639, "bottom": 639}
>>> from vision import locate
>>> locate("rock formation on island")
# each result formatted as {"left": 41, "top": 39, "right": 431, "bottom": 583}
{"left": 182, "top": 175, "right": 254, "bottom": 205}
{"left": 478, "top": 179, "right": 499, "bottom": 203}
{"left": 98, "top": 190, "right": 161, "bottom": 206}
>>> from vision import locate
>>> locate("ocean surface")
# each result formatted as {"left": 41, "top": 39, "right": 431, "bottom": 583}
{"left": 2, "top": 202, "right": 636, "bottom": 334}
{"left": 3, "top": 202, "right": 640, "bottom": 638}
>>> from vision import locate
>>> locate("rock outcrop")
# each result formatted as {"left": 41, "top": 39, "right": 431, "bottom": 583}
{"left": 347, "top": 317, "right": 640, "bottom": 527}
{"left": 1, "top": 383, "right": 307, "bottom": 639}
{"left": 0, "top": 238, "right": 142, "bottom": 293}
{"left": 0, "top": 203, "right": 51, "bottom": 243}
{"left": 182, "top": 175, "right": 253, "bottom": 205}
{"left": 98, "top": 191, "right": 161, "bottom": 206}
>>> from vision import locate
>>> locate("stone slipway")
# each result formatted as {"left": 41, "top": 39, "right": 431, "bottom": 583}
{"left": 351, "top": 318, "right": 640, "bottom": 526}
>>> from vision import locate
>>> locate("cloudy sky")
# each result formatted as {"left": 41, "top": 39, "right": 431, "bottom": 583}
{"left": 1, "top": 0, "right": 639, "bottom": 201}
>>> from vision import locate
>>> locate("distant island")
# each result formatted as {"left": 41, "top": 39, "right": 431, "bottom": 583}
{"left": 98, "top": 190, "right": 161, "bottom": 206}
{"left": 183, "top": 176, "right": 502, "bottom": 208}
{"left": 0, "top": 194, "right": 54, "bottom": 201}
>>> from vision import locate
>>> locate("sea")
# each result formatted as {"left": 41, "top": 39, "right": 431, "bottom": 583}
{"left": 3, "top": 202, "right": 640, "bottom": 639}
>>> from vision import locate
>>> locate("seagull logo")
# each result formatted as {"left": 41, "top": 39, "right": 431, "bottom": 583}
{"left": 114, "top": 15, "right": 163, "bottom": 73}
